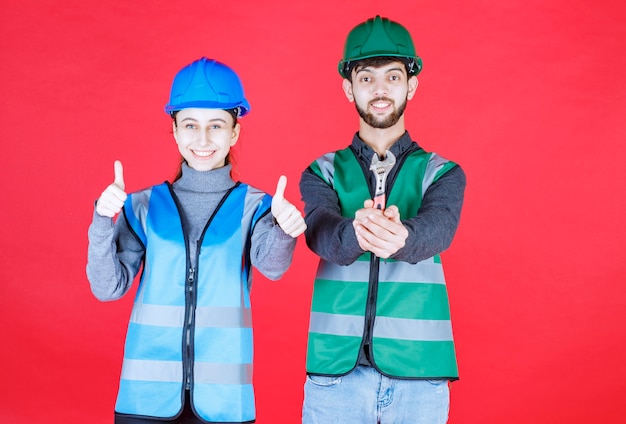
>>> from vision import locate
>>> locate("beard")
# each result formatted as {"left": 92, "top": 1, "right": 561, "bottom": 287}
{"left": 356, "top": 97, "right": 408, "bottom": 129}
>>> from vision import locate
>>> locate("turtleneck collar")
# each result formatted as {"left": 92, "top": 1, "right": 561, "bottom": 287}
{"left": 172, "top": 162, "right": 236, "bottom": 193}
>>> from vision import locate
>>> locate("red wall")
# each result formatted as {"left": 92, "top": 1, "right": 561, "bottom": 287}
{"left": 1, "top": 1, "right": 625, "bottom": 422}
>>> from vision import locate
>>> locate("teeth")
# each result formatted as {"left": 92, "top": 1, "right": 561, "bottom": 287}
{"left": 372, "top": 102, "right": 390, "bottom": 108}
{"left": 193, "top": 150, "right": 213, "bottom": 157}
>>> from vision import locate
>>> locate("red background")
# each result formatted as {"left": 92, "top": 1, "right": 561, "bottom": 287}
{"left": 1, "top": 1, "right": 625, "bottom": 422}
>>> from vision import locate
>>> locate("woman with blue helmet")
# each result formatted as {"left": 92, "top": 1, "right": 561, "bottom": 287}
{"left": 87, "top": 57, "right": 306, "bottom": 423}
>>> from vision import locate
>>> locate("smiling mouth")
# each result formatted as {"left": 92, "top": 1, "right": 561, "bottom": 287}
{"left": 192, "top": 150, "right": 215, "bottom": 158}
{"left": 369, "top": 98, "right": 393, "bottom": 111}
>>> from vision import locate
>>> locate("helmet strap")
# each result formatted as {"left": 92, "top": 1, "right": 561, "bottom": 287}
{"left": 342, "top": 62, "right": 352, "bottom": 78}
{"left": 407, "top": 59, "right": 415, "bottom": 75}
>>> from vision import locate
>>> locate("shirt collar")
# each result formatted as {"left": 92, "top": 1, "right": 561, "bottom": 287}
{"left": 350, "top": 131, "right": 417, "bottom": 161}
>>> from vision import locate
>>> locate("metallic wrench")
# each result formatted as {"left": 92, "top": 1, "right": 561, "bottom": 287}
{"left": 369, "top": 150, "right": 396, "bottom": 209}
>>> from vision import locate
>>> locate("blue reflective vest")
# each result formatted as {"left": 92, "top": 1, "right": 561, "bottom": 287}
{"left": 116, "top": 181, "right": 271, "bottom": 423}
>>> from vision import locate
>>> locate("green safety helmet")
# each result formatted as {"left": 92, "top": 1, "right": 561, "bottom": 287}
{"left": 338, "top": 15, "right": 422, "bottom": 78}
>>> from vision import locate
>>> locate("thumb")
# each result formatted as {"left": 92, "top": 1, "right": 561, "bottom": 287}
{"left": 274, "top": 175, "right": 287, "bottom": 201}
{"left": 114, "top": 160, "right": 125, "bottom": 190}
{"left": 384, "top": 205, "right": 401, "bottom": 222}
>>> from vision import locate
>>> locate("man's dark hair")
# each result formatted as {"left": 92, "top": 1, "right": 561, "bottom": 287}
{"left": 345, "top": 56, "right": 414, "bottom": 82}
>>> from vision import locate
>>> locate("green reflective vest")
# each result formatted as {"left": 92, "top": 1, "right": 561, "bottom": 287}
{"left": 306, "top": 147, "right": 459, "bottom": 379}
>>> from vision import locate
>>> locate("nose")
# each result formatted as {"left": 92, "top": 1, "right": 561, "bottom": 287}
{"left": 199, "top": 129, "right": 210, "bottom": 146}
{"left": 372, "top": 80, "right": 388, "bottom": 97}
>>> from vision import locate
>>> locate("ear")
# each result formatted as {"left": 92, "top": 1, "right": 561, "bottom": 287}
{"left": 172, "top": 121, "right": 179, "bottom": 143}
{"left": 342, "top": 78, "right": 354, "bottom": 102}
{"left": 407, "top": 76, "right": 419, "bottom": 100}
{"left": 230, "top": 122, "right": 241, "bottom": 147}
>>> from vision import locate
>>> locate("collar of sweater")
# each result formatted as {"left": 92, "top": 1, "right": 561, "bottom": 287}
{"left": 172, "top": 162, "right": 236, "bottom": 193}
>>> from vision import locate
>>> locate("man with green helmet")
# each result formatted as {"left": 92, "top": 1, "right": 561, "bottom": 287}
{"left": 300, "top": 16, "right": 466, "bottom": 423}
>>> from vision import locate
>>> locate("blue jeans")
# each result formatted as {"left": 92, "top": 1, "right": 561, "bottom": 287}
{"left": 302, "top": 366, "right": 450, "bottom": 424}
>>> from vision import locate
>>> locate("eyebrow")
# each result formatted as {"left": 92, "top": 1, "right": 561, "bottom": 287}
{"left": 179, "top": 117, "right": 227, "bottom": 123}
{"left": 355, "top": 66, "right": 405, "bottom": 75}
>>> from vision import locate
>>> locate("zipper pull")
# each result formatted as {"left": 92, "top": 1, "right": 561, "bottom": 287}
{"left": 188, "top": 267, "right": 195, "bottom": 285}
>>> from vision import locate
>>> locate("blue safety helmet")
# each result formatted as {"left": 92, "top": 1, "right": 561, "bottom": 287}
{"left": 164, "top": 57, "right": 251, "bottom": 117}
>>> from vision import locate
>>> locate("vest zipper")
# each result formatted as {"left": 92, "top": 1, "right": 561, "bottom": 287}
{"left": 184, "top": 265, "right": 196, "bottom": 390}
{"left": 170, "top": 183, "right": 240, "bottom": 398}
{"left": 363, "top": 145, "right": 412, "bottom": 359}
{"left": 362, "top": 255, "right": 380, "bottom": 362}
{"left": 358, "top": 147, "right": 395, "bottom": 364}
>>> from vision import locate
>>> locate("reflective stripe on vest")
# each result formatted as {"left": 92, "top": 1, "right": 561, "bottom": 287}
{"left": 306, "top": 147, "right": 459, "bottom": 379}
{"left": 117, "top": 182, "right": 270, "bottom": 422}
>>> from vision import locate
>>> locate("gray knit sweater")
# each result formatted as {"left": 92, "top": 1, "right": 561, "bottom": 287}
{"left": 87, "top": 163, "right": 296, "bottom": 301}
